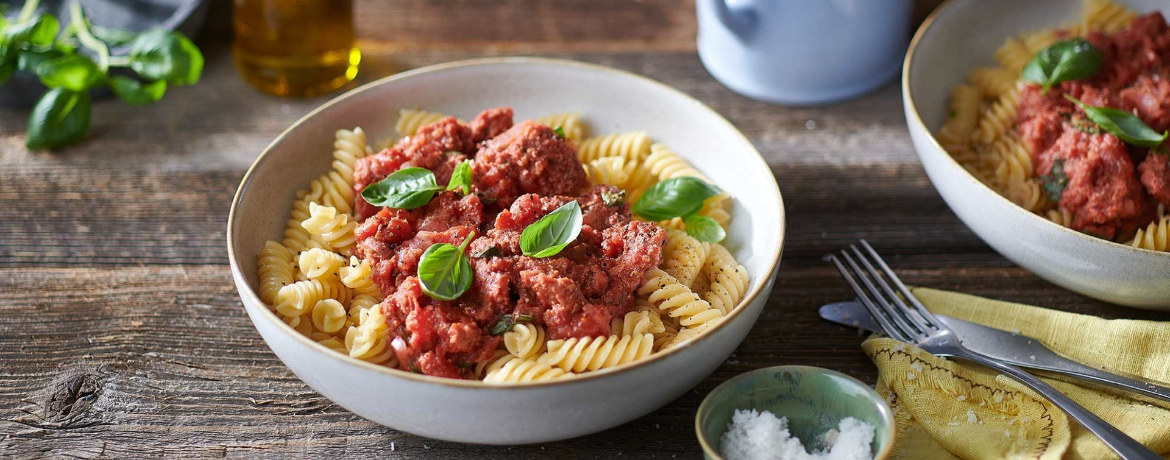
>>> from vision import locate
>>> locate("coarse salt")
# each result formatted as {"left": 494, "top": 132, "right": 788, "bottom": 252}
{"left": 719, "top": 409, "right": 875, "bottom": 460}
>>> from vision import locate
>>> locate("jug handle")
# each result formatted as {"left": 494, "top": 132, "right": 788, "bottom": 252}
{"left": 712, "top": 0, "right": 757, "bottom": 41}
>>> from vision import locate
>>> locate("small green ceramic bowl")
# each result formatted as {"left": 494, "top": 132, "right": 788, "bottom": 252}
{"left": 695, "top": 366, "right": 896, "bottom": 460}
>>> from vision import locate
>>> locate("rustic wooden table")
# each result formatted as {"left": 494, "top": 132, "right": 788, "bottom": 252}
{"left": 3, "top": 1, "right": 1168, "bottom": 458}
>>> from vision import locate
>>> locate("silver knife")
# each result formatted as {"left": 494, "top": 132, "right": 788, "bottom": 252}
{"left": 820, "top": 301, "right": 1170, "bottom": 405}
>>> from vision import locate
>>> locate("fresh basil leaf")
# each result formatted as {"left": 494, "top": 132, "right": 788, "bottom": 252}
{"left": 520, "top": 200, "right": 583, "bottom": 258}
{"left": 489, "top": 313, "right": 533, "bottom": 336}
{"left": 684, "top": 214, "right": 726, "bottom": 243}
{"left": 1040, "top": 160, "right": 1068, "bottom": 202}
{"left": 109, "top": 75, "right": 166, "bottom": 106}
{"left": 0, "top": 59, "right": 13, "bottom": 84}
{"left": 361, "top": 167, "right": 444, "bottom": 209}
{"left": 5, "top": 14, "right": 61, "bottom": 47}
{"left": 1065, "top": 94, "right": 1168, "bottom": 148}
{"left": 417, "top": 232, "right": 475, "bottom": 301}
{"left": 17, "top": 48, "right": 63, "bottom": 72}
{"left": 128, "top": 29, "right": 203, "bottom": 85}
{"left": 600, "top": 189, "right": 625, "bottom": 206}
{"left": 472, "top": 246, "right": 501, "bottom": 259}
{"left": 552, "top": 126, "right": 566, "bottom": 139}
{"left": 632, "top": 177, "right": 722, "bottom": 221}
{"left": 1022, "top": 38, "right": 1102, "bottom": 94}
{"left": 26, "top": 88, "right": 91, "bottom": 150}
{"left": 36, "top": 54, "right": 103, "bottom": 91}
{"left": 446, "top": 160, "right": 473, "bottom": 194}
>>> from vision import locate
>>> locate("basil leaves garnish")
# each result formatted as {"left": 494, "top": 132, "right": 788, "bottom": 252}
{"left": 361, "top": 167, "right": 444, "bottom": 209}
{"left": 447, "top": 160, "right": 473, "bottom": 195}
{"left": 417, "top": 232, "right": 476, "bottom": 301}
{"left": 684, "top": 215, "right": 726, "bottom": 243}
{"left": 362, "top": 165, "right": 476, "bottom": 208}
{"left": 552, "top": 126, "right": 566, "bottom": 139}
{"left": 1041, "top": 159, "right": 1068, "bottom": 202}
{"left": 1022, "top": 38, "right": 1102, "bottom": 95}
{"left": 1064, "top": 95, "right": 1168, "bottom": 148}
{"left": 632, "top": 177, "right": 722, "bottom": 222}
{"left": 489, "top": 313, "right": 533, "bottom": 336}
{"left": 600, "top": 189, "right": 625, "bottom": 206}
{"left": 520, "top": 200, "right": 583, "bottom": 258}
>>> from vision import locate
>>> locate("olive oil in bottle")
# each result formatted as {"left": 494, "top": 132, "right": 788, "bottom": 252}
{"left": 233, "top": 0, "right": 360, "bottom": 98}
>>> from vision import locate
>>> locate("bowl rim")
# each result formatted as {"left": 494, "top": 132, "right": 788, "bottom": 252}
{"left": 226, "top": 56, "right": 787, "bottom": 390}
{"left": 693, "top": 365, "right": 897, "bottom": 460}
{"left": 902, "top": 0, "right": 1170, "bottom": 259}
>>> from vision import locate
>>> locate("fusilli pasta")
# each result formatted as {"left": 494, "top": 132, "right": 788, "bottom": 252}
{"left": 577, "top": 132, "right": 652, "bottom": 164}
{"left": 534, "top": 112, "right": 586, "bottom": 143}
{"left": 537, "top": 333, "right": 654, "bottom": 373}
{"left": 483, "top": 355, "right": 576, "bottom": 383}
{"left": 638, "top": 268, "right": 723, "bottom": 329}
{"left": 503, "top": 323, "right": 546, "bottom": 359}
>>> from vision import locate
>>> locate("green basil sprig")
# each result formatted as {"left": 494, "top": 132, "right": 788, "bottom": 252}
{"left": 26, "top": 87, "right": 89, "bottom": 150}
{"left": 417, "top": 232, "right": 476, "bottom": 301}
{"left": 632, "top": 177, "right": 722, "bottom": 222}
{"left": 489, "top": 313, "right": 533, "bottom": 336}
{"left": 1064, "top": 94, "right": 1168, "bottom": 148}
{"left": 684, "top": 214, "right": 726, "bottom": 244}
{"left": 1040, "top": 159, "right": 1068, "bottom": 202}
{"left": 0, "top": 0, "right": 204, "bottom": 150}
{"left": 1022, "top": 38, "right": 1102, "bottom": 95}
{"left": 520, "top": 200, "right": 583, "bottom": 258}
{"left": 447, "top": 160, "right": 473, "bottom": 195}
{"left": 552, "top": 126, "right": 566, "bottom": 139}
{"left": 362, "top": 167, "right": 445, "bottom": 208}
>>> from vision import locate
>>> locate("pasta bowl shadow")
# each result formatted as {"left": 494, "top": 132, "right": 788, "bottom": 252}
{"left": 904, "top": 0, "right": 1170, "bottom": 309}
{"left": 226, "top": 58, "right": 786, "bottom": 444}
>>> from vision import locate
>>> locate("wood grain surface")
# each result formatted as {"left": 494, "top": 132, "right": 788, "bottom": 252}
{"left": 2, "top": 0, "right": 1166, "bottom": 458}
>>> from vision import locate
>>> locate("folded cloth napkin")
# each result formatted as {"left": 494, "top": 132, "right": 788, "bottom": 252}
{"left": 862, "top": 288, "right": 1170, "bottom": 460}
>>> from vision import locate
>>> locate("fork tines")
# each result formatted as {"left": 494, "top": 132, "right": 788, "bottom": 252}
{"left": 825, "top": 240, "right": 944, "bottom": 344}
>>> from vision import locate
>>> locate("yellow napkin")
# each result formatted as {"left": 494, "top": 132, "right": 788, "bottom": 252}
{"left": 863, "top": 288, "right": 1170, "bottom": 460}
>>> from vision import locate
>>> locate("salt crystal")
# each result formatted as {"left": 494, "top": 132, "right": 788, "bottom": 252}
{"left": 994, "top": 394, "right": 1004, "bottom": 403}
{"left": 390, "top": 442, "right": 395, "bottom": 451}
{"left": 947, "top": 422, "right": 960, "bottom": 427}
{"left": 1004, "top": 430, "right": 1010, "bottom": 437}
{"left": 910, "top": 363, "right": 923, "bottom": 372}
{"left": 956, "top": 395, "right": 967, "bottom": 402}
{"left": 719, "top": 409, "right": 875, "bottom": 460}
{"left": 966, "top": 410, "right": 978, "bottom": 423}
{"left": 907, "top": 372, "right": 915, "bottom": 380}
{"left": 1029, "top": 355, "right": 1036, "bottom": 361}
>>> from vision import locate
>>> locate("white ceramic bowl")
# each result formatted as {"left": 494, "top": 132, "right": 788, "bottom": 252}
{"left": 904, "top": 0, "right": 1170, "bottom": 310}
{"left": 227, "top": 58, "right": 786, "bottom": 444}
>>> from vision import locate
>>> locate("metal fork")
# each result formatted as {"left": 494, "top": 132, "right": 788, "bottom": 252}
{"left": 827, "top": 240, "right": 1162, "bottom": 460}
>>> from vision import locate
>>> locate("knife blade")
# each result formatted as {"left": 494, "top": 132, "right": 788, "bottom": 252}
{"left": 820, "top": 301, "right": 1170, "bottom": 405}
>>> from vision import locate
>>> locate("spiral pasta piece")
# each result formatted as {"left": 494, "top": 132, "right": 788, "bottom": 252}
{"left": 283, "top": 313, "right": 314, "bottom": 336}
{"left": 275, "top": 278, "right": 352, "bottom": 318}
{"left": 302, "top": 202, "right": 357, "bottom": 254}
{"left": 537, "top": 333, "right": 654, "bottom": 373}
{"left": 484, "top": 355, "right": 576, "bottom": 383}
{"left": 610, "top": 310, "right": 666, "bottom": 337}
{"left": 700, "top": 244, "right": 751, "bottom": 316}
{"left": 503, "top": 323, "right": 546, "bottom": 359}
{"left": 584, "top": 156, "right": 633, "bottom": 188}
{"left": 577, "top": 132, "right": 651, "bottom": 164}
{"left": 257, "top": 241, "right": 296, "bottom": 305}
{"left": 969, "top": 67, "right": 1019, "bottom": 99}
{"left": 1085, "top": 0, "right": 1138, "bottom": 33}
{"left": 311, "top": 299, "right": 348, "bottom": 334}
{"left": 348, "top": 294, "right": 381, "bottom": 326}
{"left": 1128, "top": 215, "right": 1169, "bottom": 252}
{"left": 396, "top": 109, "right": 453, "bottom": 137}
{"left": 345, "top": 302, "right": 394, "bottom": 365}
{"left": 298, "top": 247, "right": 346, "bottom": 280}
{"left": 340, "top": 256, "right": 381, "bottom": 297}
{"left": 644, "top": 143, "right": 706, "bottom": 182}
{"left": 331, "top": 127, "right": 372, "bottom": 185}
{"left": 637, "top": 269, "right": 723, "bottom": 329}
{"left": 662, "top": 229, "right": 709, "bottom": 288}
{"left": 534, "top": 112, "right": 586, "bottom": 143}
{"left": 476, "top": 349, "right": 511, "bottom": 379}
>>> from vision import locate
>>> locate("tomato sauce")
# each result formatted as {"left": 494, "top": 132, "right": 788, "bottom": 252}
{"left": 353, "top": 108, "right": 666, "bottom": 378}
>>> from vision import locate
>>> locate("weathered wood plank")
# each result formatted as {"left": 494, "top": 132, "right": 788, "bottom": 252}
{"left": 0, "top": 265, "right": 1163, "bottom": 458}
{"left": 354, "top": 0, "right": 698, "bottom": 53}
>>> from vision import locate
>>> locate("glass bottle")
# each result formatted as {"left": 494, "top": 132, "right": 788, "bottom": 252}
{"left": 233, "top": 0, "right": 361, "bottom": 98}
